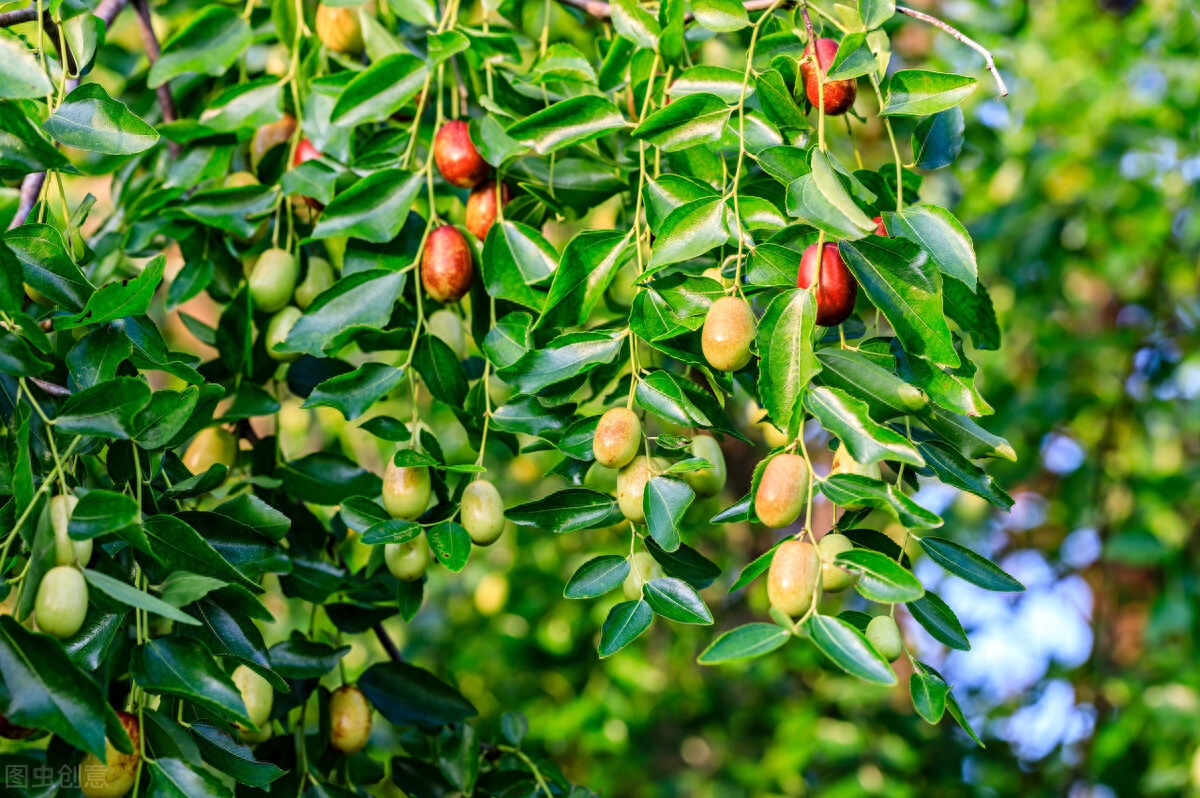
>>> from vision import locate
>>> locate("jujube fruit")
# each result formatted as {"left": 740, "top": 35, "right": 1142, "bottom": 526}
{"left": 682, "top": 435, "right": 727, "bottom": 498}
{"left": 250, "top": 114, "right": 296, "bottom": 168}
{"left": 767, "top": 539, "right": 820, "bottom": 617}
{"left": 328, "top": 685, "right": 373, "bottom": 754}
{"left": 0, "top": 714, "right": 34, "bottom": 739}
{"left": 433, "top": 120, "right": 490, "bottom": 189}
{"left": 465, "top": 180, "right": 510, "bottom": 241}
{"left": 382, "top": 460, "right": 431, "bottom": 520}
{"left": 592, "top": 408, "right": 641, "bottom": 469}
{"left": 801, "top": 37, "right": 857, "bottom": 116}
{"left": 428, "top": 308, "right": 467, "bottom": 359}
{"left": 35, "top": 565, "right": 88, "bottom": 639}
{"left": 50, "top": 493, "right": 91, "bottom": 566}
{"left": 872, "top": 215, "right": 888, "bottom": 236}
{"left": 817, "top": 533, "right": 857, "bottom": 593}
{"left": 754, "top": 453, "right": 808, "bottom": 528}
{"left": 866, "top": 615, "right": 903, "bottom": 662}
{"left": 294, "top": 257, "right": 334, "bottom": 309}
{"left": 225, "top": 171, "right": 259, "bottom": 189}
{"left": 315, "top": 4, "right": 363, "bottom": 54}
{"left": 461, "top": 479, "right": 506, "bottom": 546}
{"left": 385, "top": 539, "right": 430, "bottom": 581}
{"left": 292, "top": 139, "right": 324, "bottom": 210}
{"left": 232, "top": 665, "right": 274, "bottom": 730}
{"left": 265, "top": 307, "right": 302, "bottom": 362}
{"left": 78, "top": 711, "right": 140, "bottom": 798}
{"left": 617, "top": 456, "right": 668, "bottom": 524}
{"left": 798, "top": 242, "right": 858, "bottom": 327}
{"left": 249, "top": 248, "right": 298, "bottom": 313}
{"left": 421, "top": 225, "right": 474, "bottom": 303}
{"left": 701, "top": 296, "right": 756, "bottom": 372}
{"left": 622, "top": 551, "right": 662, "bottom": 601}
{"left": 182, "top": 426, "right": 237, "bottom": 474}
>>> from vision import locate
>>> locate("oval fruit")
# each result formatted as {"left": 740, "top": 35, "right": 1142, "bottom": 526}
{"left": 754, "top": 453, "right": 808, "bottom": 528}
{"left": 421, "top": 225, "right": 474, "bottom": 303}
{"left": 385, "top": 539, "right": 430, "bottom": 581}
{"left": 250, "top": 114, "right": 297, "bottom": 168}
{"left": 79, "top": 711, "right": 140, "bottom": 798}
{"left": 0, "top": 714, "right": 34, "bottom": 739}
{"left": 265, "top": 306, "right": 303, "bottom": 362}
{"left": 817, "top": 533, "right": 857, "bottom": 592}
{"left": 294, "top": 257, "right": 334, "bottom": 309}
{"left": 797, "top": 242, "right": 858, "bottom": 327}
{"left": 701, "top": 296, "right": 756, "bottom": 372}
{"left": 249, "top": 248, "right": 298, "bottom": 313}
{"left": 616, "top": 456, "right": 667, "bottom": 524}
{"left": 50, "top": 493, "right": 91, "bottom": 566}
{"left": 382, "top": 460, "right": 431, "bottom": 520}
{"left": 682, "top": 434, "right": 726, "bottom": 498}
{"left": 329, "top": 685, "right": 373, "bottom": 754}
{"left": 583, "top": 462, "right": 618, "bottom": 493}
{"left": 182, "top": 426, "right": 237, "bottom": 474}
{"left": 872, "top": 215, "right": 888, "bottom": 236}
{"left": 767, "top": 538, "right": 821, "bottom": 617}
{"left": 35, "top": 565, "right": 88, "bottom": 639}
{"left": 427, "top": 308, "right": 467, "bottom": 359}
{"left": 866, "top": 615, "right": 903, "bottom": 662}
{"left": 232, "top": 665, "right": 274, "bottom": 730}
{"left": 225, "top": 171, "right": 259, "bottom": 189}
{"left": 465, "top": 180, "right": 510, "bottom": 241}
{"left": 433, "top": 120, "right": 490, "bottom": 189}
{"left": 461, "top": 479, "right": 505, "bottom": 546}
{"left": 315, "top": 3, "right": 363, "bottom": 54}
{"left": 801, "top": 37, "right": 857, "bottom": 116}
{"left": 622, "top": 551, "right": 662, "bottom": 601}
{"left": 294, "top": 137, "right": 321, "bottom": 166}
{"left": 592, "top": 408, "right": 641, "bottom": 469}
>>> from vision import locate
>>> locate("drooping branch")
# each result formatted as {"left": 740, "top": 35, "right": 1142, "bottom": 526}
{"left": 896, "top": 5, "right": 1008, "bottom": 97}
{"left": 131, "top": 0, "right": 181, "bottom": 156}
{"left": 0, "top": 5, "right": 36, "bottom": 26}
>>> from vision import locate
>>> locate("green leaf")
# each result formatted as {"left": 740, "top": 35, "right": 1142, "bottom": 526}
{"left": 635, "top": 369, "right": 709, "bottom": 427}
{"left": 279, "top": 452, "right": 382, "bottom": 506}
{"left": 918, "top": 536, "right": 1024, "bottom": 592}
{"left": 645, "top": 197, "right": 729, "bottom": 272}
{"left": 506, "top": 489, "right": 623, "bottom": 535}
{"left": 331, "top": 53, "right": 427, "bottom": 126}
{"left": 0, "top": 32, "right": 54, "bottom": 99}
{"left": 804, "top": 386, "right": 925, "bottom": 467}
{"left": 148, "top": 757, "right": 231, "bottom": 798}
{"left": 44, "top": 83, "right": 159, "bottom": 155}
{"left": 610, "top": 0, "right": 660, "bottom": 48}
{"left": 821, "top": 474, "right": 943, "bottom": 529}
{"left": 358, "top": 661, "right": 477, "bottom": 727}
{"left": 0, "top": 101, "right": 71, "bottom": 180}
{"left": 906, "top": 590, "right": 970, "bottom": 650}
{"left": 888, "top": 205, "right": 978, "bottom": 289}
{"left": 691, "top": 0, "right": 749, "bottom": 31}
{"left": 839, "top": 236, "right": 960, "bottom": 368}
{"left": 483, "top": 311, "right": 533, "bottom": 367}
{"left": 311, "top": 170, "right": 423, "bottom": 243}
{"left": 149, "top": 6, "right": 251, "bottom": 88}
{"left": 834, "top": 548, "right": 925, "bottom": 603}
{"left": 880, "top": 70, "right": 979, "bottom": 117}
{"left": 910, "top": 670, "right": 949, "bottom": 724}
{"left": 360, "top": 518, "right": 423, "bottom": 545}
{"left": 414, "top": 333, "right": 469, "bottom": 407}
{"left": 643, "top": 476, "right": 694, "bottom": 552}
{"left": 269, "top": 636, "right": 350, "bottom": 679}
{"left": 911, "top": 107, "right": 964, "bottom": 170}
{"left": 757, "top": 289, "right": 819, "bottom": 439}
{"left": 302, "top": 362, "right": 405, "bottom": 421}
{"left": 894, "top": 337, "right": 992, "bottom": 417}
{"left": 859, "top": 0, "right": 895, "bottom": 28}
{"left": 498, "top": 331, "right": 623, "bottom": 395}
{"left": 198, "top": 79, "right": 283, "bottom": 133}
{"left": 535, "top": 230, "right": 633, "bottom": 332}
{"left": 645, "top": 538, "right": 721, "bottom": 588}
{"left": 189, "top": 723, "right": 285, "bottom": 787}
{"left": 142, "top": 514, "right": 261, "bottom": 591}
{"left": 632, "top": 93, "right": 733, "bottom": 152}
{"left": 598, "top": 600, "right": 652, "bottom": 657}
{"left": 564, "top": 555, "right": 630, "bottom": 599}
{"left": 755, "top": 69, "right": 809, "bottom": 130}
{"left": 527, "top": 43, "right": 597, "bottom": 84}
{"left": 82, "top": 569, "right": 200, "bottom": 625}
{"left": 826, "top": 33, "right": 878, "bottom": 81}
{"left": 943, "top": 275, "right": 1000, "bottom": 351}
{"left": 159, "top": 573, "right": 229, "bottom": 608}
{"left": 132, "top": 638, "right": 256, "bottom": 727}
{"left": 786, "top": 152, "right": 876, "bottom": 238}
{"left": 698, "top": 622, "right": 791, "bottom": 664}
{"left": 56, "top": 254, "right": 166, "bottom": 330}
{"left": 916, "top": 439, "right": 1014, "bottom": 510}
{"left": 280, "top": 270, "right": 405, "bottom": 357}
{"left": 3, "top": 223, "right": 93, "bottom": 312}
{"left": 68, "top": 489, "right": 139, "bottom": 540}
{"left": 643, "top": 577, "right": 712, "bottom": 624}
{"left": 805, "top": 614, "right": 896, "bottom": 684}
{"left": 481, "top": 220, "right": 557, "bottom": 311}
{"left": 133, "top": 387, "right": 201, "bottom": 450}
{"left": 213, "top": 493, "right": 291, "bottom": 542}
{"left": 506, "top": 96, "right": 626, "bottom": 155}
{"left": 426, "top": 522, "right": 470, "bottom": 572}
{"left": 815, "top": 348, "right": 928, "bottom": 420}
{"left": 56, "top": 376, "right": 151, "bottom": 438}
{"left": 729, "top": 539, "right": 783, "bottom": 591}
{"left": 946, "top": 689, "right": 985, "bottom": 747}
{"left": 921, "top": 403, "right": 1015, "bottom": 461}
{"left": 670, "top": 65, "right": 751, "bottom": 104}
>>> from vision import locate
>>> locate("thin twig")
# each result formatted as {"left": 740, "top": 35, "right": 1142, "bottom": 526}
{"left": 896, "top": 5, "right": 1008, "bottom": 96}
{"left": 131, "top": 0, "right": 181, "bottom": 156}
{"left": 0, "top": 5, "right": 36, "bottom": 26}
{"left": 373, "top": 623, "right": 404, "bottom": 662}
{"left": 557, "top": 0, "right": 782, "bottom": 21}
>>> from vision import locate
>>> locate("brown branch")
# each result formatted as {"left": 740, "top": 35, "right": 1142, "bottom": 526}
{"left": 798, "top": 0, "right": 816, "bottom": 45}
{"left": 131, "top": 0, "right": 181, "bottom": 156}
{"left": 0, "top": 5, "right": 36, "bottom": 26}
{"left": 896, "top": 5, "right": 1008, "bottom": 97}
{"left": 373, "top": 623, "right": 404, "bottom": 662}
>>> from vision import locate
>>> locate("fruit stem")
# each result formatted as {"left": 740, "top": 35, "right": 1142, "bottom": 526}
{"left": 18, "top": 378, "right": 70, "bottom": 497}
{"left": 497, "top": 745, "right": 554, "bottom": 798}
{"left": 869, "top": 75, "right": 904, "bottom": 210}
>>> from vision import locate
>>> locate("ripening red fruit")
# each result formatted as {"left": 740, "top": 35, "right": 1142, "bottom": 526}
{"left": 465, "top": 180, "right": 510, "bottom": 241}
{"left": 79, "top": 711, "right": 140, "bottom": 798}
{"left": 433, "top": 120, "right": 490, "bottom": 189}
{"left": 801, "top": 38, "right": 858, "bottom": 116}
{"left": 872, "top": 215, "right": 888, "bottom": 236}
{"left": 798, "top": 242, "right": 858, "bottom": 327}
{"left": 292, "top": 139, "right": 324, "bottom": 210}
{"left": 422, "top": 225, "right": 474, "bottom": 303}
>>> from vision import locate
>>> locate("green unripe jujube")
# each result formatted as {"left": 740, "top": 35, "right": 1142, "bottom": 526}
{"left": 50, "top": 493, "right": 91, "bottom": 566}
{"left": 385, "top": 539, "right": 430, "bottom": 581}
{"left": 329, "top": 685, "right": 373, "bottom": 754}
{"left": 382, "top": 459, "right": 431, "bottom": 521}
{"left": 35, "top": 565, "right": 88, "bottom": 639}
{"left": 248, "top": 248, "right": 298, "bottom": 313}
{"left": 265, "top": 306, "right": 302, "bottom": 362}
{"left": 866, "top": 615, "right": 903, "bottom": 662}
{"left": 682, "top": 435, "right": 727, "bottom": 498}
{"left": 701, "top": 296, "right": 756, "bottom": 372}
{"left": 754, "top": 454, "right": 808, "bottom": 528}
{"left": 767, "top": 539, "right": 820, "bottom": 618}
{"left": 622, "top": 551, "right": 662, "bottom": 601}
{"left": 461, "top": 479, "right": 505, "bottom": 546}
{"left": 294, "top": 257, "right": 334, "bottom": 309}
{"left": 232, "top": 665, "right": 274, "bottom": 730}
{"left": 593, "top": 408, "right": 641, "bottom": 469}
{"left": 817, "top": 533, "right": 857, "bottom": 593}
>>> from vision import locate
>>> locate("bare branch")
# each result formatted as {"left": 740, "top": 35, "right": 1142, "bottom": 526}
{"left": 373, "top": 623, "right": 404, "bottom": 662}
{"left": 896, "top": 5, "right": 1008, "bottom": 97}
{"left": 0, "top": 5, "right": 36, "bottom": 26}
{"left": 132, "top": 0, "right": 181, "bottom": 156}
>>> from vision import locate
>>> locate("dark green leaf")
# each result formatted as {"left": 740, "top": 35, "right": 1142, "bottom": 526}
{"left": 698, "top": 623, "right": 791, "bottom": 664}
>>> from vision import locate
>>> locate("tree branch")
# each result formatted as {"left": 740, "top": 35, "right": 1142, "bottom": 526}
{"left": 131, "top": 0, "right": 180, "bottom": 156}
{"left": 373, "top": 623, "right": 404, "bottom": 662}
{"left": 0, "top": 5, "right": 36, "bottom": 26}
{"left": 557, "top": 0, "right": 781, "bottom": 20}
{"left": 896, "top": 5, "right": 1008, "bottom": 97}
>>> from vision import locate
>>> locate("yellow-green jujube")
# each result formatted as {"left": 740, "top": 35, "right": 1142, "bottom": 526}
{"left": 866, "top": 615, "right": 903, "bottom": 662}
{"left": 428, "top": 308, "right": 468, "bottom": 360}
{"left": 382, "top": 460, "right": 432, "bottom": 520}
{"left": 248, "top": 248, "right": 298, "bottom": 313}
{"left": 385, "top": 539, "right": 430, "bottom": 581}
{"left": 79, "top": 711, "right": 140, "bottom": 798}
{"left": 265, "top": 306, "right": 302, "bottom": 362}
{"left": 225, "top": 171, "right": 259, "bottom": 189}
{"left": 35, "top": 566, "right": 88, "bottom": 639}
{"left": 328, "top": 685, "right": 373, "bottom": 754}
{"left": 616, "top": 457, "right": 668, "bottom": 524}
{"left": 754, "top": 454, "right": 809, "bottom": 528}
{"left": 622, "top": 551, "right": 662, "bottom": 601}
{"left": 232, "top": 665, "right": 274, "bottom": 730}
{"left": 766, "top": 539, "right": 820, "bottom": 618}
{"left": 182, "top": 427, "right": 238, "bottom": 474}
{"left": 817, "top": 533, "right": 857, "bottom": 592}
{"left": 831, "top": 445, "right": 882, "bottom": 480}
{"left": 583, "top": 462, "right": 618, "bottom": 493}
{"left": 50, "top": 493, "right": 91, "bottom": 566}
{"left": 592, "top": 408, "right": 641, "bottom": 469}
{"left": 294, "top": 257, "right": 334, "bottom": 309}
{"left": 682, "top": 434, "right": 727, "bottom": 498}
{"left": 701, "top": 296, "right": 756, "bottom": 372}
{"left": 461, "top": 479, "right": 505, "bottom": 546}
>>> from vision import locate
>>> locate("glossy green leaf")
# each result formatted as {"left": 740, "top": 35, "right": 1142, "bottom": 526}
{"left": 918, "top": 536, "right": 1024, "bottom": 591}
{"left": 44, "top": 83, "right": 159, "bottom": 155}
{"left": 598, "top": 599, "right": 653, "bottom": 657}
{"left": 68, "top": 489, "right": 138, "bottom": 540}
{"left": 56, "top": 376, "right": 151, "bottom": 438}
{"left": 911, "top": 107, "right": 965, "bottom": 170}
{"left": 414, "top": 333, "right": 469, "bottom": 407}
{"left": 536, "top": 230, "right": 633, "bottom": 331}
{"left": 821, "top": 474, "right": 943, "bottom": 529}
{"left": 481, "top": 220, "right": 558, "bottom": 311}
{"left": 132, "top": 638, "right": 255, "bottom": 726}
{"left": 498, "top": 331, "right": 623, "bottom": 395}
{"left": 757, "top": 289, "right": 819, "bottom": 439}
{"left": 57, "top": 254, "right": 165, "bottom": 330}
{"left": 698, "top": 622, "right": 791, "bottom": 664}
{"left": 564, "top": 555, "right": 630, "bottom": 599}
{"left": 643, "top": 476, "right": 694, "bottom": 552}
{"left": 279, "top": 270, "right": 405, "bottom": 357}
{"left": 910, "top": 670, "right": 949, "bottom": 724}
{"left": 506, "top": 489, "right": 623, "bottom": 535}
{"left": 804, "top": 386, "right": 925, "bottom": 467}
{"left": 633, "top": 93, "right": 733, "bottom": 152}
{"left": 610, "top": 0, "right": 660, "bottom": 48}
{"left": 888, "top": 205, "right": 979, "bottom": 290}
{"left": 643, "top": 577, "right": 713, "bottom": 624}
{"left": 806, "top": 614, "right": 897, "bottom": 684}
{"left": 3, "top": 223, "right": 93, "bottom": 312}
{"left": 506, "top": 96, "right": 626, "bottom": 155}
{"left": 303, "top": 362, "right": 405, "bottom": 420}
{"left": 331, "top": 53, "right": 427, "bottom": 126}
{"left": 834, "top": 548, "right": 925, "bottom": 603}
{"left": 83, "top": 569, "right": 200, "bottom": 625}
{"left": 691, "top": 0, "right": 749, "bottom": 31}
{"left": 815, "top": 348, "right": 928, "bottom": 420}
{"left": 311, "top": 170, "right": 423, "bottom": 242}
{"left": 906, "top": 590, "right": 970, "bottom": 650}
{"left": 881, "top": 70, "right": 979, "bottom": 117}
{"left": 358, "top": 661, "right": 477, "bottom": 727}
{"left": 149, "top": 6, "right": 251, "bottom": 88}
{"left": 646, "top": 197, "right": 729, "bottom": 272}
{"left": 0, "top": 32, "right": 54, "bottom": 99}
